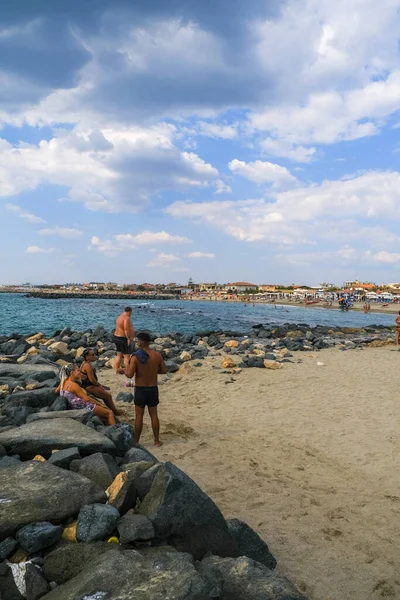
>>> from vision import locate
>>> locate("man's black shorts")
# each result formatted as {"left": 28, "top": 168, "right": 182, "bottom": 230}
{"left": 114, "top": 335, "right": 130, "bottom": 354}
{"left": 134, "top": 386, "right": 159, "bottom": 408}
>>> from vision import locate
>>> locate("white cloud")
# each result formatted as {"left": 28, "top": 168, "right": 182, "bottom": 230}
{"left": 215, "top": 180, "right": 232, "bottom": 195}
{"left": 5, "top": 203, "right": 46, "bottom": 223}
{"left": 197, "top": 122, "right": 238, "bottom": 139}
{"left": 371, "top": 251, "right": 400, "bottom": 264}
{"left": 147, "top": 253, "right": 180, "bottom": 268}
{"left": 26, "top": 245, "right": 53, "bottom": 254}
{"left": 39, "top": 226, "right": 83, "bottom": 239}
{"left": 166, "top": 170, "right": 400, "bottom": 245}
{"left": 115, "top": 231, "right": 192, "bottom": 246}
{"left": 188, "top": 251, "right": 215, "bottom": 258}
{"left": 88, "top": 236, "right": 121, "bottom": 257}
{"left": 0, "top": 125, "right": 219, "bottom": 212}
{"left": 229, "top": 159, "right": 297, "bottom": 188}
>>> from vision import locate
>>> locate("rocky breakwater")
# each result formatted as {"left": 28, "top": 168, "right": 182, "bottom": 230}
{"left": 0, "top": 327, "right": 309, "bottom": 599}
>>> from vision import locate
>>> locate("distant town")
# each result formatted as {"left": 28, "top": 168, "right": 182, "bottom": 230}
{"left": 1, "top": 279, "right": 400, "bottom": 298}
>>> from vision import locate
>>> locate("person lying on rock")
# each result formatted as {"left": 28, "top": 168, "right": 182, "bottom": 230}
{"left": 55, "top": 364, "right": 116, "bottom": 425}
{"left": 124, "top": 331, "right": 167, "bottom": 447}
{"left": 80, "top": 348, "right": 124, "bottom": 416}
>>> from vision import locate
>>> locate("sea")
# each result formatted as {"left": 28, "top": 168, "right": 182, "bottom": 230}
{"left": 0, "top": 293, "right": 396, "bottom": 336}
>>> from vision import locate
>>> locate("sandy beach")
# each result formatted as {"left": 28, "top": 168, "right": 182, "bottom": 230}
{"left": 184, "top": 296, "right": 400, "bottom": 315}
{"left": 102, "top": 346, "right": 400, "bottom": 600}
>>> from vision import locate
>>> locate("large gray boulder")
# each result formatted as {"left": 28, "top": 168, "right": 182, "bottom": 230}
{"left": 0, "top": 419, "right": 116, "bottom": 458}
{"left": 138, "top": 462, "right": 227, "bottom": 538}
{"left": 25, "top": 563, "right": 51, "bottom": 600}
{"left": 75, "top": 452, "right": 120, "bottom": 490}
{"left": 118, "top": 513, "right": 155, "bottom": 543}
{"left": 0, "top": 461, "right": 106, "bottom": 540}
{"left": 0, "top": 562, "right": 23, "bottom": 600}
{"left": 203, "top": 556, "right": 308, "bottom": 600}
{"left": 42, "top": 549, "right": 216, "bottom": 600}
{"left": 0, "top": 363, "right": 58, "bottom": 379}
{"left": 27, "top": 409, "right": 90, "bottom": 423}
{"left": 5, "top": 388, "right": 57, "bottom": 408}
{"left": 16, "top": 521, "right": 63, "bottom": 553}
{"left": 76, "top": 504, "right": 120, "bottom": 542}
{"left": 226, "top": 518, "right": 277, "bottom": 570}
{"left": 122, "top": 445, "right": 158, "bottom": 466}
{"left": 43, "top": 542, "right": 115, "bottom": 584}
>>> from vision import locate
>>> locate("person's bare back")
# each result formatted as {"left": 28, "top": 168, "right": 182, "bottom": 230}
{"left": 131, "top": 349, "right": 165, "bottom": 386}
{"left": 115, "top": 312, "right": 134, "bottom": 340}
{"left": 124, "top": 332, "right": 167, "bottom": 447}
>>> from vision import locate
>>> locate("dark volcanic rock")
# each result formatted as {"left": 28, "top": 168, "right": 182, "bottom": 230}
{"left": 135, "top": 463, "right": 163, "bottom": 500}
{"left": 0, "top": 455, "right": 21, "bottom": 467}
{"left": 0, "top": 562, "right": 23, "bottom": 600}
{"left": 111, "top": 469, "right": 138, "bottom": 515}
{"left": 43, "top": 542, "right": 115, "bottom": 584}
{"left": 25, "top": 563, "right": 50, "bottom": 600}
{"left": 76, "top": 503, "right": 120, "bottom": 542}
{"left": 138, "top": 462, "right": 227, "bottom": 538}
{"left": 0, "top": 443, "right": 5, "bottom": 457}
{"left": 122, "top": 445, "right": 158, "bottom": 466}
{"left": 172, "top": 524, "right": 239, "bottom": 561}
{"left": 42, "top": 549, "right": 215, "bottom": 600}
{"left": 0, "top": 536, "right": 18, "bottom": 560}
{"left": 47, "top": 447, "right": 81, "bottom": 469}
{"left": 0, "top": 363, "right": 58, "bottom": 380}
{"left": 0, "top": 419, "right": 116, "bottom": 458}
{"left": 75, "top": 452, "right": 120, "bottom": 490}
{"left": 4, "top": 388, "right": 57, "bottom": 409}
{"left": 47, "top": 396, "right": 68, "bottom": 412}
{"left": 203, "top": 555, "right": 308, "bottom": 600}
{"left": 102, "top": 423, "right": 134, "bottom": 455}
{"left": 0, "top": 461, "right": 106, "bottom": 540}
{"left": 226, "top": 519, "right": 277, "bottom": 569}
{"left": 118, "top": 513, "right": 155, "bottom": 543}
{"left": 115, "top": 391, "right": 133, "bottom": 403}
{"left": 16, "top": 521, "right": 62, "bottom": 553}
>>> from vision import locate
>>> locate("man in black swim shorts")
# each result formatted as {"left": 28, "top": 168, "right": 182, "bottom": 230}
{"left": 114, "top": 307, "right": 134, "bottom": 374}
{"left": 124, "top": 331, "right": 167, "bottom": 447}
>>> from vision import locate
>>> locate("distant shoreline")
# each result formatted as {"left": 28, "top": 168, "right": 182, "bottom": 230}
{"left": 182, "top": 295, "right": 400, "bottom": 316}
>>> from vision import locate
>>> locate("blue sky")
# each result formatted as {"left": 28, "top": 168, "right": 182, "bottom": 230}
{"left": 1, "top": 0, "right": 400, "bottom": 286}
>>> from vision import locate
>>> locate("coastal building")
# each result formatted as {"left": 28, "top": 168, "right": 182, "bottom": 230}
{"left": 198, "top": 283, "right": 225, "bottom": 292}
{"left": 343, "top": 280, "right": 376, "bottom": 290}
{"left": 225, "top": 282, "right": 258, "bottom": 292}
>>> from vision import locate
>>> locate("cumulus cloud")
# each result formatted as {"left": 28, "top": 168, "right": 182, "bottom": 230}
{"left": 188, "top": 252, "right": 215, "bottom": 258}
{"left": 26, "top": 245, "right": 52, "bottom": 254}
{"left": 147, "top": 253, "right": 180, "bottom": 267}
{"left": 38, "top": 226, "right": 83, "bottom": 239}
{"left": 215, "top": 180, "right": 232, "bottom": 194}
{"left": 115, "top": 231, "right": 192, "bottom": 246}
{"left": 5, "top": 203, "right": 46, "bottom": 223}
{"left": 0, "top": 125, "right": 219, "bottom": 212}
{"left": 166, "top": 170, "right": 400, "bottom": 245}
{"left": 229, "top": 159, "right": 297, "bottom": 188}
{"left": 88, "top": 236, "right": 121, "bottom": 257}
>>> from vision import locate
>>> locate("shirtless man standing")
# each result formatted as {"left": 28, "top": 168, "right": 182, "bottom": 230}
{"left": 396, "top": 311, "right": 400, "bottom": 345}
{"left": 124, "top": 331, "right": 167, "bottom": 447}
{"left": 114, "top": 307, "right": 134, "bottom": 374}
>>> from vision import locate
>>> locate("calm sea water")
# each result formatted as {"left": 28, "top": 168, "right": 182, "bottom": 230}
{"left": 0, "top": 293, "right": 396, "bottom": 336}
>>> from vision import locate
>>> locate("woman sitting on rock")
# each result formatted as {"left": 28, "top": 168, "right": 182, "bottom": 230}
{"left": 55, "top": 364, "right": 116, "bottom": 425}
{"left": 80, "top": 348, "right": 124, "bottom": 416}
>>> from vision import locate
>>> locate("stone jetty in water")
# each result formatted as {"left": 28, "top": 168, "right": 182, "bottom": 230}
{"left": 0, "top": 321, "right": 395, "bottom": 598}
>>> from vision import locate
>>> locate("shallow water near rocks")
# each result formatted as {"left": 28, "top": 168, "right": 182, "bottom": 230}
{"left": 0, "top": 293, "right": 395, "bottom": 336}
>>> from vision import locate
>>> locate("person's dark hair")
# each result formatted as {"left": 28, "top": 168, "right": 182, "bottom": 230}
{"left": 124, "top": 306, "right": 132, "bottom": 313}
{"left": 137, "top": 331, "right": 151, "bottom": 342}
{"left": 82, "top": 348, "right": 94, "bottom": 359}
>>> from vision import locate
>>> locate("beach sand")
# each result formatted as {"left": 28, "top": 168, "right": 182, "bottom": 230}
{"left": 102, "top": 347, "right": 400, "bottom": 600}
